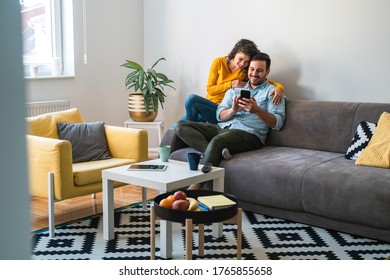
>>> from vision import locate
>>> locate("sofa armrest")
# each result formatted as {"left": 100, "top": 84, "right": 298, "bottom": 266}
{"left": 104, "top": 125, "right": 148, "bottom": 162}
{"left": 26, "top": 135, "right": 74, "bottom": 199}
{"left": 160, "top": 128, "right": 189, "bottom": 153}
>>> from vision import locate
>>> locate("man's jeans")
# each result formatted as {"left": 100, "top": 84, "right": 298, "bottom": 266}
{"left": 174, "top": 120, "right": 263, "bottom": 167}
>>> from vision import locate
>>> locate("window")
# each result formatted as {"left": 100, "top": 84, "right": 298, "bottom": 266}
{"left": 20, "top": 0, "right": 73, "bottom": 78}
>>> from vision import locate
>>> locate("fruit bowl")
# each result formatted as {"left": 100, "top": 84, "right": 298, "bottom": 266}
{"left": 153, "top": 190, "right": 238, "bottom": 224}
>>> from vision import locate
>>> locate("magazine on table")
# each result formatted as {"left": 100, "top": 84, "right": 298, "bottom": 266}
{"left": 197, "top": 194, "right": 236, "bottom": 210}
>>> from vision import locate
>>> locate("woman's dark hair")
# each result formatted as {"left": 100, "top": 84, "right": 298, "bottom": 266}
{"left": 227, "top": 39, "right": 260, "bottom": 81}
{"left": 227, "top": 39, "right": 260, "bottom": 61}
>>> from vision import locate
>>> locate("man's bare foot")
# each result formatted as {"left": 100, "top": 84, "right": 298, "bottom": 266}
{"left": 187, "top": 183, "right": 202, "bottom": 190}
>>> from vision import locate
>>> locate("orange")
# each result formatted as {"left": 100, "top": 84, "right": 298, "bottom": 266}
{"left": 159, "top": 198, "right": 173, "bottom": 209}
{"left": 167, "top": 195, "right": 175, "bottom": 203}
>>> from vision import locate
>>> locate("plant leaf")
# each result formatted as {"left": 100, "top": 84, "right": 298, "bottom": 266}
{"left": 151, "top": 57, "right": 165, "bottom": 69}
{"left": 156, "top": 72, "right": 168, "bottom": 81}
{"left": 125, "top": 71, "right": 139, "bottom": 87}
{"left": 156, "top": 88, "right": 165, "bottom": 108}
{"left": 146, "top": 79, "right": 154, "bottom": 94}
{"left": 150, "top": 94, "right": 158, "bottom": 112}
{"left": 121, "top": 60, "right": 143, "bottom": 71}
{"left": 149, "top": 69, "right": 158, "bottom": 82}
{"left": 138, "top": 71, "right": 145, "bottom": 90}
{"left": 142, "top": 90, "right": 150, "bottom": 113}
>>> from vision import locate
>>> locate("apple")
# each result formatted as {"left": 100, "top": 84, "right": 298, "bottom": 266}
{"left": 173, "top": 190, "right": 187, "bottom": 201}
{"left": 171, "top": 199, "right": 190, "bottom": 211}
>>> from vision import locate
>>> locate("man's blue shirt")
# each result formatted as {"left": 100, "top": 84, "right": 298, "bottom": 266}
{"left": 216, "top": 80, "right": 286, "bottom": 144}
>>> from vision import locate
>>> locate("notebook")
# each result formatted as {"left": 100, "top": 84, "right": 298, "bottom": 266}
{"left": 197, "top": 194, "right": 236, "bottom": 210}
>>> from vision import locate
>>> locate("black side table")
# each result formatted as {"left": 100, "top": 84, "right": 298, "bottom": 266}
{"left": 150, "top": 190, "right": 242, "bottom": 260}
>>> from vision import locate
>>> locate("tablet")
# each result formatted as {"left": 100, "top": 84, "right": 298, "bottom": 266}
{"left": 127, "top": 164, "right": 167, "bottom": 171}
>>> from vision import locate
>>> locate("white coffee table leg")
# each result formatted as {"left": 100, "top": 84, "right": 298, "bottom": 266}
{"left": 159, "top": 220, "right": 173, "bottom": 259}
{"left": 103, "top": 178, "right": 114, "bottom": 240}
{"left": 212, "top": 176, "right": 224, "bottom": 237}
{"left": 213, "top": 176, "right": 224, "bottom": 192}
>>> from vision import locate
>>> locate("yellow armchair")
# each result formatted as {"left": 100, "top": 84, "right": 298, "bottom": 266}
{"left": 26, "top": 108, "right": 148, "bottom": 236}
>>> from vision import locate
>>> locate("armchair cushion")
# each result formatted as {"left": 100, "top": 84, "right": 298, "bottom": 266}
{"left": 57, "top": 121, "right": 111, "bottom": 163}
{"left": 26, "top": 108, "right": 84, "bottom": 138}
{"left": 72, "top": 158, "right": 135, "bottom": 185}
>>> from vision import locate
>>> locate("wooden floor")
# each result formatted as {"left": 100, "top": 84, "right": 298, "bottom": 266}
{"left": 31, "top": 185, "right": 158, "bottom": 231}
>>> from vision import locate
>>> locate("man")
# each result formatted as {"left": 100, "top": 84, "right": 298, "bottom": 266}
{"left": 175, "top": 52, "right": 286, "bottom": 190}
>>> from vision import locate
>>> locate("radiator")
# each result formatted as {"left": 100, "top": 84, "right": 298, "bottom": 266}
{"left": 26, "top": 100, "right": 70, "bottom": 117}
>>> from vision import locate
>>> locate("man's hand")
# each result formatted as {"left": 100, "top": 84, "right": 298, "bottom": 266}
{"left": 219, "top": 96, "right": 243, "bottom": 121}
{"left": 238, "top": 96, "right": 259, "bottom": 113}
{"left": 239, "top": 97, "right": 277, "bottom": 128}
{"left": 232, "top": 95, "right": 243, "bottom": 113}
{"left": 270, "top": 87, "right": 284, "bottom": 104}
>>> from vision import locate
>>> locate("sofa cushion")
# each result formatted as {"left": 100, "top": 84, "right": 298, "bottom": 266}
{"left": 26, "top": 108, "right": 84, "bottom": 138}
{"left": 302, "top": 157, "right": 390, "bottom": 229}
{"left": 220, "top": 146, "right": 343, "bottom": 211}
{"left": 57, "top": 121, "right": 111, "bottom": 163}
{"left": 345, "top": 121, "right": 376, "bottom": 160}
{"left": 356, "top": 112, "right": 390, "bottom": 168}
{"left": 350, "top": 102, "right": 390, "bottom": 134}
{"left": 73, "top": 158, "right": 135, "bottom": 185}
{"left": 266, "top": 100, "right": 359, "bottom": 153}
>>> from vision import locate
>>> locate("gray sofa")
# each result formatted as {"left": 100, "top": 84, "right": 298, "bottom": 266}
{"left": 161, "top": 100, "right": 390, "bottom": 242}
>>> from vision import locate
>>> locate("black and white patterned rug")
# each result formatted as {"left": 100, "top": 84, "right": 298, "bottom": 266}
{"left": 31, "top": 204, "right": 390, "bottom": 260}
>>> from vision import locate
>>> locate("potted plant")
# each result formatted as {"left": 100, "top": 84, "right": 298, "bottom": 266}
{"left": 121, "top": 57, "right": 175, "bottom": 122}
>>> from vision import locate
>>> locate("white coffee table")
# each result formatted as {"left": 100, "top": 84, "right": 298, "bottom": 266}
{"left": 102, "top": 159, "right": 225, "bottom": 259}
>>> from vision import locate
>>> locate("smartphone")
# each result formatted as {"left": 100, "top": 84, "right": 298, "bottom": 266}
{"left": 240, "top": 89, "right": 251, "bottom": 100}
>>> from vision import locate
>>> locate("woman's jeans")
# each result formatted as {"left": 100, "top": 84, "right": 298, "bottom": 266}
{"left": 179, "top": 94, "right": 219, "bottom": 124}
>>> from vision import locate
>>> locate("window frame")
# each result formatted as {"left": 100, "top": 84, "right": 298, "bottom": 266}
{"left": 21, "top": 0, "right": 72, "bottom": 78}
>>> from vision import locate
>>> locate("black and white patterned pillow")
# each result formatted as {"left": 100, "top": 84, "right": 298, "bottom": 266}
{"left": 345, "top": 121, "right": 377, "bottom": 160}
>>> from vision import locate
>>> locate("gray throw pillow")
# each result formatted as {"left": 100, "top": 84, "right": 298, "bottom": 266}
{"left": 57, "top": 121, "right": 111, "bottom": 163}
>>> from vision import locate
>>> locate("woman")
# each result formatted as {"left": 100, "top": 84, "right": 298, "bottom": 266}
{"left": 181, "top": 39, "right": 285, "bottom": 124}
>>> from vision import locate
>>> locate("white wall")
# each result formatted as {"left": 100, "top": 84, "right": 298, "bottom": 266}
{"left": 145, "top": 0, "right": 390, "bottom": 127}
{"left": 0, "top": 2, "right": 31, "bottom": 259}
{"left": 26, "top": 0, "right": 144, "bottom": 126}
{"left": 25, "top": 0, "right": 390, "bottom": 128}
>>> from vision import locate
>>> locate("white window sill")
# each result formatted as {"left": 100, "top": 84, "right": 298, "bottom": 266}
{"left": 25, "top": 75, "right": 75, "bottom": 80}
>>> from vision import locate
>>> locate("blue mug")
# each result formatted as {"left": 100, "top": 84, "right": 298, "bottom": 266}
{"left": 187, "top": 152, "right": 204, "bottom": 170}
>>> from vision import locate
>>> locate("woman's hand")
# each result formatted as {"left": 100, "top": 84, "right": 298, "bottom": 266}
{"left": 270, "top": 87, "right": 284, "bottom": 104}
{"left": 231, "top": 79, "right": 247, "bottom": 88}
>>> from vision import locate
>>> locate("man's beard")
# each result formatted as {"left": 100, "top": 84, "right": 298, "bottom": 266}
{"left": 249, "top": 75, "right": 266, "bottom": 87}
